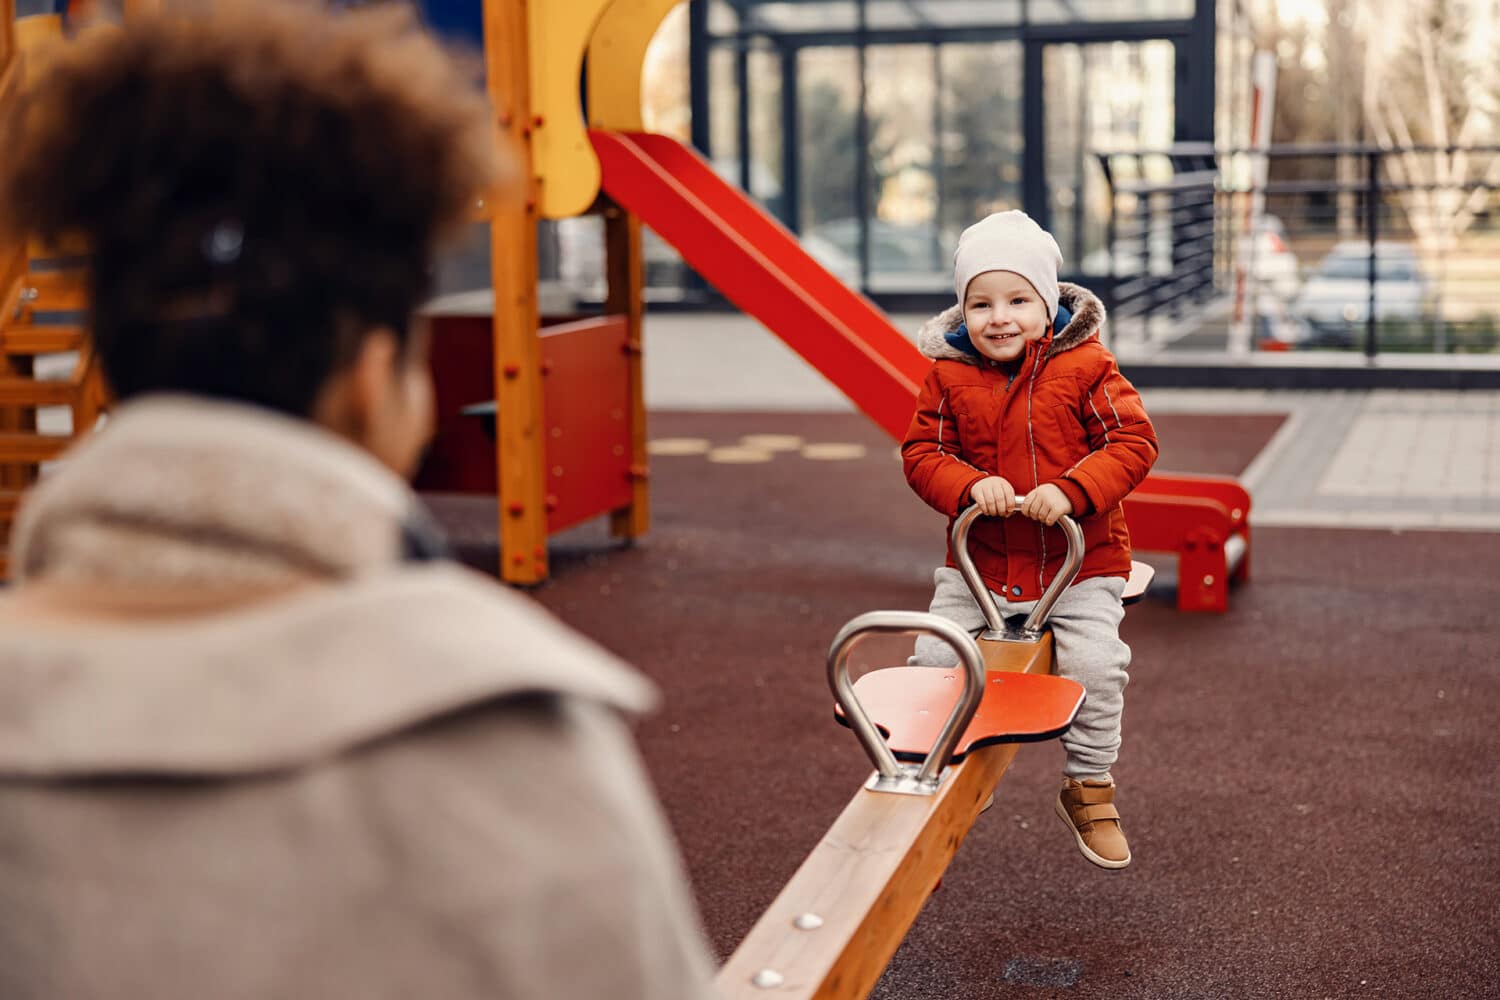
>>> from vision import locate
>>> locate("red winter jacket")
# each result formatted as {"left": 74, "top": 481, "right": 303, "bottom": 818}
{"left": 901, "top": 283, "right": 1158, "bottom": 602}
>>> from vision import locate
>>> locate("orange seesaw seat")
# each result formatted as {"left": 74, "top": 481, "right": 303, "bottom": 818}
{"left": 838, "top": 667, "right": 1084, "bottom": 761}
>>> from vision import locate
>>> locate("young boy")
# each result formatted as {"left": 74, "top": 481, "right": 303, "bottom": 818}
{"left": 902, "top": 210, "right": 1158, "bottom": 869}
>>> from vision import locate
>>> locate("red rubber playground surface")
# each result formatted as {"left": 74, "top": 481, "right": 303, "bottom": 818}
{"left": 430, "top": 409, "right": 1500, "bottom": 999}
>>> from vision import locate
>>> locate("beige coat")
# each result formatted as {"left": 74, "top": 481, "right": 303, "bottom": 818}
{"left": 0, "top": 397, "right": 717, "bottom": 1000}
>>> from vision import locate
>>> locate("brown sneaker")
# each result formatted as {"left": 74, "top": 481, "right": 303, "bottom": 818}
{"left": 1055, "top": 777, "right": 1131, "bottom": 869}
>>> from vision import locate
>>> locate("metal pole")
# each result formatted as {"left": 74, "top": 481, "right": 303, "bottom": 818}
{"left": 688, "top": 0, "right": 710, "bottom": 157}
{"left": 735, "top": 40, "right": 751, "bottom": 195}
{"left": 780, "top": 43, "right": 800, "bottom": 231}
{"left": 1098, "top": 152, "right": 1118, "bottom": 317}
{"left": 1365, "top": 150, "right": 1378, "bottom": 360}
{"left": 1022, "top": 41, "right": 1047, "bottom": 229}
{"left": 1073, "top": 52, "right": 1087, "bottom": 266}
{"left": 932, "top": 41, "right": 945, "bottom": 272}
{"left": 855, "top": 0, "right": 870, "bottom": 291}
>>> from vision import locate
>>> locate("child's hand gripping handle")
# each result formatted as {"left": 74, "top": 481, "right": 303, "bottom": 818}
{"left": 950, "top": 495, "right": 1085, "bottom": 642}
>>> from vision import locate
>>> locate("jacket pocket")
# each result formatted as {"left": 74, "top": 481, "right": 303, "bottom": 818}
{"left": 945, "top": 386, "right": 993, "bottom": 456}
{"left": 1033, "top": 401, "right": 1089, "bottom": 477}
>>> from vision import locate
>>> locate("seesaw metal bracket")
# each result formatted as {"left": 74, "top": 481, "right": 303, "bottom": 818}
{"left": 863, "top": 763, "right": 953, "bottom": 796}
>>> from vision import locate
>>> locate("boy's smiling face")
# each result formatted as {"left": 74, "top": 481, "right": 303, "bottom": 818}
{"left": 962, "top": 270, "right": 1049, "bottom": 364}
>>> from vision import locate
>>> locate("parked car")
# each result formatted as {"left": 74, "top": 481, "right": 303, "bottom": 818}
{"left": 1291, "top": 241, "right": 1431, "bottom": 348}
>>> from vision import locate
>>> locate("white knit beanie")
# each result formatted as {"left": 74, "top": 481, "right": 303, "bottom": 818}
{"left": 953, "top": 210, "right": 1063, "bottom": 321}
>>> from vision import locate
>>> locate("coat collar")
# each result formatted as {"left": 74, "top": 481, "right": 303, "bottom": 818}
{"left": 0, "top": 396, "right": 657, "bottom": 777}
{"left": 11, "top": 394, "right": 426, "bottom": 589}
{"left": 916, "top": 281, "right": 1107, "bottom": 363}
{"left": 0, "top": 565, "right": 657, "bottom": 777}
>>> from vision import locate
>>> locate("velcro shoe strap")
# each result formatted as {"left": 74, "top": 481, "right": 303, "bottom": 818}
{"left": 1074, "top": 784, "right": 1116, "bottom": 805}
{"left": 1073, "top": 803, "right": 1120, "bottom": 827}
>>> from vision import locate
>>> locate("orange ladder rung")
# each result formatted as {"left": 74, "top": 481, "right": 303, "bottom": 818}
{"left": 0, "top": 488, "right": 21, "bottom": 522}
{"left": 0, "top": 322, "right": 87, "bottom": 355}
{"left": 19, "top": 269, "right": 88, "bottom": 313}
{"left": 0, "top": 431, "right": 72, "bottom": 463}
{"left": 0, "top": 376, "right": 83, "bottom": 407}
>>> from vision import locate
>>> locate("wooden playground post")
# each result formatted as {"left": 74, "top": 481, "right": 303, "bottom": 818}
{"left": 603, "top": 203, "right": 648, "bottom": 539}
{"left": 588, "top": 0, "right": 677, "bottom": 542}
{"left": 0, "top": 1, "right": 35, "bottom": 497}
{"left": 483, "top": 0, "right": 548, "bottom": 584}
{"left": 480, "top": 0, "right": 625, "bottom": 582}
{"left": 0, "top": 0, "right": 14, "bottom": 91}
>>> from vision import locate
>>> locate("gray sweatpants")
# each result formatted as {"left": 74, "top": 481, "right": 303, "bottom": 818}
{"left": 911, "top": 567, "right": 1130, "bottom": 780}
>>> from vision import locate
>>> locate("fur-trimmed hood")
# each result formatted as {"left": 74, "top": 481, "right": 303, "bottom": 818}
{"left": 916, "top": 281, "right": 1107, "bottom": 363}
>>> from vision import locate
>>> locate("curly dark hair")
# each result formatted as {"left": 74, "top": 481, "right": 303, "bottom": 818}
{"left": 0, "top": 0, "right": 502, "bottom": 416}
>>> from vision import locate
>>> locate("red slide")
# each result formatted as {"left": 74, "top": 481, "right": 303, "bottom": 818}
{"left": 591, "top": 130, "right": 1251, "bottom": 611}
{"left": 590, "top": 129, "right": 927, "bottom": 439}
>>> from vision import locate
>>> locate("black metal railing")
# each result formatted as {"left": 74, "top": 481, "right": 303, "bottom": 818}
{"left": 1095, "top": 143, "right": 1500, "bottom": 358}
{"left": 1095, "top": 144, "right": 1219, "bottom": 325}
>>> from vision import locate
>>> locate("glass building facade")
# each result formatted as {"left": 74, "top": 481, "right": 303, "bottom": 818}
{"left": 689, "top": 0, "right": 1217, "bottom": 308}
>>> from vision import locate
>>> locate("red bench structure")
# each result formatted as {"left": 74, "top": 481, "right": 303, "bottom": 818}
{"left": 1123, "top": 472, "right": 1251, "bottom": 613}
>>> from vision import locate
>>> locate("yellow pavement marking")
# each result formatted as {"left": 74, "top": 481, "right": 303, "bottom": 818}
{"left": 708, "top": 445, "right": 775, "bottom": 464}
{"left": 740, "top": 433, "right": 804, "bottom": 451}
{"left": 648, "top": 437, "right": 712, "bottom": 456}
{"left": 802, "top": 442, "right": 867, "bottom": 461}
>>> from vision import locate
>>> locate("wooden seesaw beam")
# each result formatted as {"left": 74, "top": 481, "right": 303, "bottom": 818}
{"left": 717, "top": 504, "right": 1093, "bottom": 998}
{"left": 716, "top": 636, "right": 1055, "bottom": 999}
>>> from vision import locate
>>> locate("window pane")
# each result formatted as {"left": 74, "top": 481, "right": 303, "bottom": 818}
{"left": 706, "top": 0, "right": 739, "bottom": 36}
{"left": 737, "top": 0, "right": 1023, "bottom": 32}
{"left": 1044, "top": 40, "right": 1175, "bottom": 275}
{"left": 1029, "top": 0, "right": 1193, "bottom": 22}
{"left": 888, "top": 1, "right": 1024, "bottom": 28}
{"left": 866, "top": 45, "right": 943, "bottom": 288}
{"left": 938, "top": 43, "right": 1024, "bottom": 249}
{"left": 643, "top": 6, "right": 691, "bottom": 141}
{"left": 744, "top": 1, "right": 857, "bottom": 33}
{"left": 748, "top": 48, "right": 785, "bottom": 219}
{"left": 709, "top": 47, "right": 738, "bottom": 165}
{"left": 796, "top": 47, "right": 860, "bottom": 235}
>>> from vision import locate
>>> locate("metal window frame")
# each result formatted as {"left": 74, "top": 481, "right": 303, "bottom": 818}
{"left": 686, "top": 0, "right": 1216, "bottom": 309}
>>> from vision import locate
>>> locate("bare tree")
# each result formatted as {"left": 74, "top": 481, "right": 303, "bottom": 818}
{"left": 1361, "top": 0, "right": 1500, "bottom": 253}
{"left": 1248, "top": 1, "right": 1364, "bottom": 232}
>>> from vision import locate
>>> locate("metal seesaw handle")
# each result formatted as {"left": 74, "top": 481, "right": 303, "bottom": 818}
{"left": 951, "top": 493, "right": 1085, "bottom": 640}
{"left": 827, "top": 611, "right": 986, "bottom": 788}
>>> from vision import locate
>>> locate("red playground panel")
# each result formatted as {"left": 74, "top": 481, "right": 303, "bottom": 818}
{"left": 1122, "top": 472, "right": 1251, "bottom": 613}
{"left": 837, "top": 667, "right": 1085, "bottom": 762}
{"left": 415, "top": 311, "right": 634, "bottom": 534}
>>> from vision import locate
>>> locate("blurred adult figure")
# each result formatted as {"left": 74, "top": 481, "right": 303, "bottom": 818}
{"left": 0, "top": 4, "right": 716, "bottom": 997}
